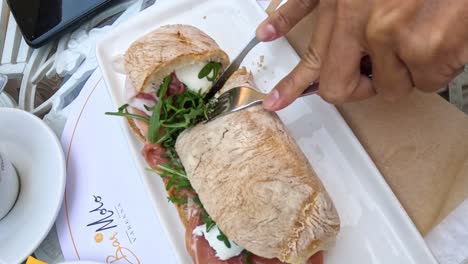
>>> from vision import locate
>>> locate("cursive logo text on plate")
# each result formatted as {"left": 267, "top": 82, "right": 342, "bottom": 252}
{"left": 87, "top": 195, "right": 117, "bottom": 232}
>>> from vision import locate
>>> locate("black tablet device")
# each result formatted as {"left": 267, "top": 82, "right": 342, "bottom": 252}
{"left": 6, "top": 0, "right": 114, "bottom": 48}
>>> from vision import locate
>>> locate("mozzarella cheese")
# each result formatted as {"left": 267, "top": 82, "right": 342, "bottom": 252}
{"left": 127, "top": 62, "right": 215, "bottom": 114}
{"left": 193, "top": 224, "right": 244, "bottom": 260}
{"left": 175, "top": 62, "right": 213, "bottom": 94}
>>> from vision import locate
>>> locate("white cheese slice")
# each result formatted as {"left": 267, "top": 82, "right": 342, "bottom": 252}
{"left": 193, "top": 224, "right": 244, "bottom": 260}
{"left": 175, "top": 62, "right": 213, "bottom": 94}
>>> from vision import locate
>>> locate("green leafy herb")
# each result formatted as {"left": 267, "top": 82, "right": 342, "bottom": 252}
{"left": 146, "top": 161, "right": 192, "bottom": 195}
{"left": 149, "top": 85, "right": 212, "bottom": 148}
{"left": 193, "top": 196, "right": 201, "bottom": 204}
{"left": 217, "top": 229, "right": 231, "bottom": 248}
{"left": 202, "top": 210, "right": 216, "bottom": 232}
{"left": 243, "top": 250, "right": 252, "bottom": 264}
{"left": 105, "top": 103, "right": 150, "bottom": 122}
{"left": 147, "top": 161, "right": 191, "bottom": 205}
{"left": 148, "top": 75, "right": 172, "bottom": 143}
{"left": 198, "top": 62, "right": 222, "bottom": 81}
{"left": 119, "top": 104, "right": 130, "bottom": 112}
{"left": 157, "top": 163, "right": 188, "bottom": 179}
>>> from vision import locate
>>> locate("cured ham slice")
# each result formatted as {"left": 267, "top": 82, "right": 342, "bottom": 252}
{"left": 168, "top": 72, "right": 186, "bottom": 96}
{"left": 141, "top": 142, "right": 169, "bottom": 170}
{"left": 128, "top": 108, "right": 150, "bottom": 138}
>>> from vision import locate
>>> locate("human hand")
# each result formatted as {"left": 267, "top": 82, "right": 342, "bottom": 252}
{"left": 257, "top": 0, "right": 468, "bottom": 110}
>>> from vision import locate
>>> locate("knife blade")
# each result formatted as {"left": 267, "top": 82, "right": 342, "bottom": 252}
{"left": 205, "top": 36, "right": 260, "bottom": 100}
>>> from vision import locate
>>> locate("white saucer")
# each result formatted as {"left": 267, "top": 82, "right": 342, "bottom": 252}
{"left": 0, "top": 108, "right": 66, "bottom": 263}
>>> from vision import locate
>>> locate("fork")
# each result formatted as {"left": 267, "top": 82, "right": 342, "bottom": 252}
{"left": 207, "top": 83, "right": 319, "bottom": 121}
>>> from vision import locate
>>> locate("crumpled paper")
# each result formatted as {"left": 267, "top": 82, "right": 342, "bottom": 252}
{"left": 43, "top": 0, "right": 144, "bottom": 136}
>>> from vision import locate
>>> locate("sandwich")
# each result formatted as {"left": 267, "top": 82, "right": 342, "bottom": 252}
{"left": 106, "top": 24, "right": 340, "bottom": 264}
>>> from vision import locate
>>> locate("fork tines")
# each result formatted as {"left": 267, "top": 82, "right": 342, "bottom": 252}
{"left": 208, "top": 95, "right": 230, "bottom": 120}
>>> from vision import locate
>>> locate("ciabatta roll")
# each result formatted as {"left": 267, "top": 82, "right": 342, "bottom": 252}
{"left": 176, "top": 68, "right": 340, "bottom": 264}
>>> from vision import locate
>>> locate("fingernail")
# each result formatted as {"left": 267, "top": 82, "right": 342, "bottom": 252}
{"left": 257, "top": 24, "right": 277, "bottom": 41}
{"left": 263, "top": 89, "right": 279, "bottom": 110}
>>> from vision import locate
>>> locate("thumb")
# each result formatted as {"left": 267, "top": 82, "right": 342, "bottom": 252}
{"left": 256, "top": 0, "right": 319, "bottom": 41}
{"left": 263, "top": 2, "right": 336, "bottom": 110}
{"left": 263, "top": 52, "right": 321, "bottom": 111}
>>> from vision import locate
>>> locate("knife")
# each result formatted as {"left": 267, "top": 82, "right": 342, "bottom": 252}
{"left": 205, "top": 36, "right": 261, "bottom": 100}
{"left": 205, "top": 0, "right": 283, "bottom": 100}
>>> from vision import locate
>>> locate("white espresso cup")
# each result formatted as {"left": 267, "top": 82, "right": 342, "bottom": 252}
{"left": 0, "top": 152, "right": 19, "bottom": 220}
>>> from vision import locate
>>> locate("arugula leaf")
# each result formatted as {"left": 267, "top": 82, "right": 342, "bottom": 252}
{"left": 167, "top": 196, "right": 188, "bottom": 204}
{"left": 198, "top": 62, "right": 222, "bottom": 81}
{"left": 105, "top": 103, "right": 150, "bottom": 122}
{"left": 157, "top": 76, "right": 172, "bottom": 98}
{"left": 193, "top": 196, "right": 201, "bottom": 204}
{"left": 118, "top": 103, "right": 129, "bottom": 112}
{"left": 243, "top": 251, "right": 252, "bottom": 264}
{"left": 105, "top": 111, "right": 150, "bottom": 122}
{"left": 198, "top": 63, "right": 213, "bottom": 79}
{"left": 148, "top": 75, "right": 172, "bottom": 143}
{"left": 207, "top": 62, "right": 222, "bottom": 81}
{"left": 217, "top": 229, "right": 231, "bottom": 248}
{"left": 157, "top": 163, "right": 188, "bottom": 178}
{"left": 202, "top": 210, "right": 216, "bottom": 232}
{"left": 147, "top": 89, "right": 210, "bottom": 155}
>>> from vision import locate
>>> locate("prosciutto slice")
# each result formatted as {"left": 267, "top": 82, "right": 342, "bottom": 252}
{"left": 141, "top": 142, "right": 169, "bottom": 170}
{"left": 168, "top": 72, "right": 186, "bottom": 96}
{"left": 136, "top": 92, "right": 157, "bottom": 102}
{"left": 127, "top": 71, "right": 186, "bottom": 115}
{"left": 129, "top": 108, "right": 150, "bottom": 138}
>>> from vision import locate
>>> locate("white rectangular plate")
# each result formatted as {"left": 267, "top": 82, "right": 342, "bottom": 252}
{"left": 96, "top": 0, "right": 438, "bottom": 263}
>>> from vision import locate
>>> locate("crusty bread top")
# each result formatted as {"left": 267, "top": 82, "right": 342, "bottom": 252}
{"left": 124, "top": 24, "right": 229, "bottom": 93}
{"left": 176, "top": 69, "right": 340, "bottom": 263}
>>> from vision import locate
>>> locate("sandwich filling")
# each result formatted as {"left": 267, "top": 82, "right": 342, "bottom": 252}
{"left": 124, "top": 61, "right": 221, "bottom": 116}
{"left": 107, "top": 61, "right": 248, "bottom": 261}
